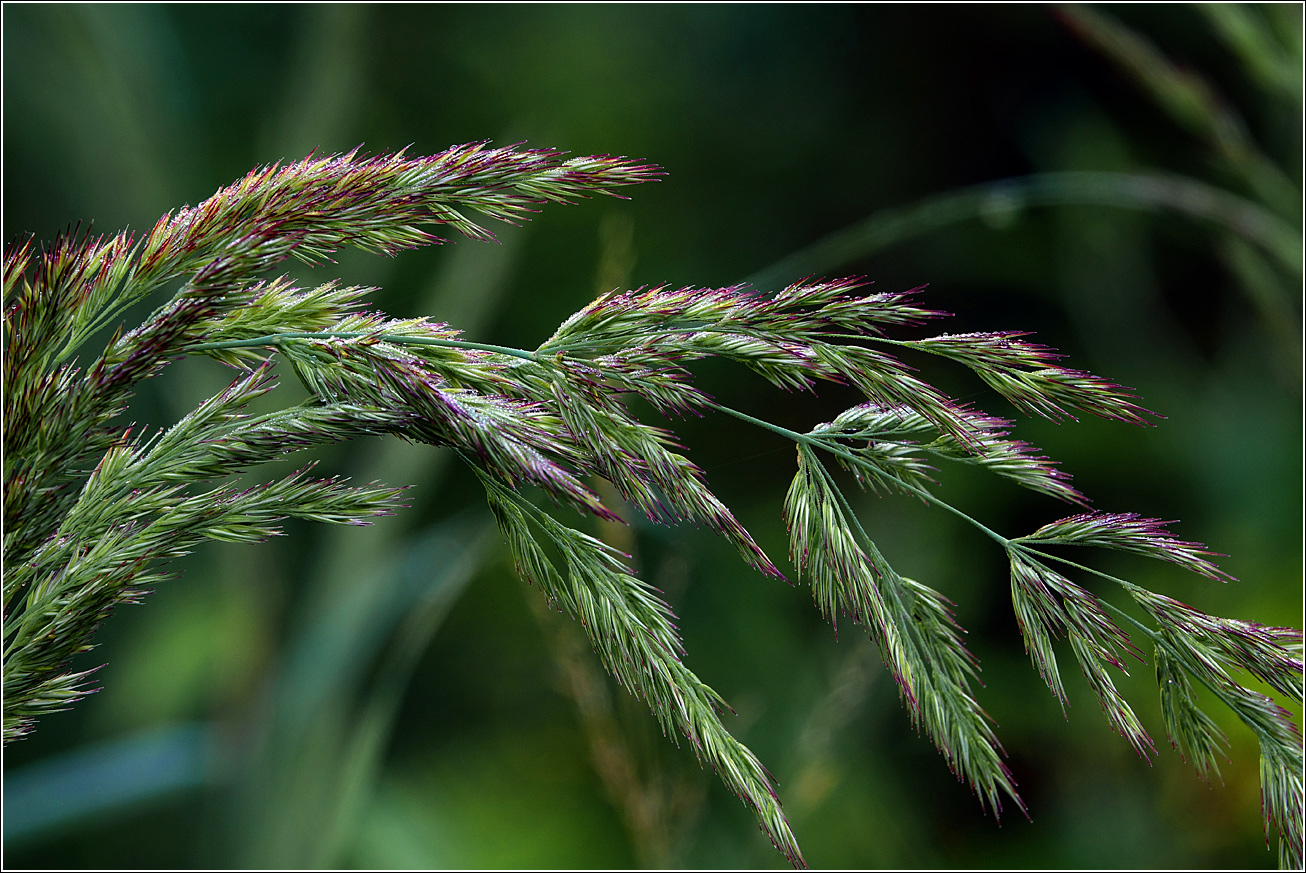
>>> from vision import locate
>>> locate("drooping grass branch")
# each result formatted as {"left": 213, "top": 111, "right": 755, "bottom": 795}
{"left": 3, "top": 145, "right": 1300, "bottom": 868}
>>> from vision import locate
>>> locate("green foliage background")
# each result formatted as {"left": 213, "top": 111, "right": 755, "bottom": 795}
{"left": 3, "top": 4, "right": 1301, "bottom": 868}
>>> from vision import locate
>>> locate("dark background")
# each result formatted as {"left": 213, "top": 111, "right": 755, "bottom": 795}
{"left": 3, "top": 4, "right": 1301, "bottom": 868}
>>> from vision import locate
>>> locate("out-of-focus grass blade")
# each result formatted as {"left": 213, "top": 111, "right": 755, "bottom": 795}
{"left": 272, "top": 515, "right": 494, "bottom": 738}
{"left": 7, "top": 4, "right": 198, "bottom": 229}
{"left": 1198, "top": 4, "right": 1302, "bottom": 104}
{"left": 1219, "top": 235, "right": 1302, "bottom": 383}
{"left": 1054, "top": 4, "right": 1299, "bottom": 220}
{"left": 746, "top": 170, "right": 1302, "bottom": 293}
{"left": 1263, "top": 4, "right": 1306, "bottom": 61}
{"left": 310, "top": 521, "right": 501, "bottom": 867}
{"left": 233, "top": 514, "right": 494, "bottom": 867}
{"left": 783, "top": 639, "right": 880, "bottom": 819}
{"left": 259, "top": 4, "right": 371, "bottom": 160}
{"left": 3, "top": 722, "right": 218, "bottom": 846}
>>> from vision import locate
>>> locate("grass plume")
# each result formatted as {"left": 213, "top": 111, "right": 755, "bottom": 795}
{"left": 4, "top": 143, "right": 1300, "bottom": 868}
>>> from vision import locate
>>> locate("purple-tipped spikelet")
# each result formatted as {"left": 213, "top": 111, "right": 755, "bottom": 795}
{"left": 1007, "top": 552, "right": 1153, "bottom": 757}
{"left": 1022, "top": 512, "right": 1233, "bottom": 581}
{"left": 1128, "top": 588, "right": 1304, "bottom": 700}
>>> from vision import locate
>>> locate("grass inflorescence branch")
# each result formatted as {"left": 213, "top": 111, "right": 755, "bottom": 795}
{"left": 3, "top": 144, "right": 1300, "bottom": 868}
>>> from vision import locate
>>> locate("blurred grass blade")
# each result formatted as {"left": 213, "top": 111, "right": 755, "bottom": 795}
{"left": 1219, "top": 235, "right": 1302, "bottom": 382}
{"left": 236, "top": 514, "right": 493, "bottom": 867}
{"left": 259, "top": 4, "right": 370, "bottom": 159}
{"left": 1055, "top": 3, "right": 1299, "bottom": 219}
{"left": 1197, "top": 4, "right": 1302, "bottom": 104}
{"left": 310, "top": 520, "right": 501, "bottom": 867}
{"left": 3, "top": 722, "right": 218, "bottom": 846}
{"left": 747, "top": 170, "right": 1302, "bottom": 293}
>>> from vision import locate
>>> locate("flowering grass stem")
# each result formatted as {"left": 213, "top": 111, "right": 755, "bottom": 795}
{"left": 5, "top": 143, "right": 1299, "bottom": 868}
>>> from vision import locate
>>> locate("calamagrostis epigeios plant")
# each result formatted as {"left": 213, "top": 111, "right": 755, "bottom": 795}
{"left": 3, "top": 143, "right": 1301, "bottom": 868}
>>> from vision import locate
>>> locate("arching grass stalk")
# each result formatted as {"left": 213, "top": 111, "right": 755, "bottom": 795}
{"left": 4, "top": 145, "right": 1300, "bottom": 868}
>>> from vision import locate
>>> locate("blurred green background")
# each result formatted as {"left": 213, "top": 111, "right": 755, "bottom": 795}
{"left": 3, "top": 3, "right": 1301, "bottom": 868}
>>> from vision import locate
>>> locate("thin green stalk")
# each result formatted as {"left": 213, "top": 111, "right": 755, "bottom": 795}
{"left": 1007, "top": 540, "right": 1294, "bottom": 758}
{"left": 235, "top": 323, "right": 1008, "bottom": 552}
{"left": 807, "top": 448, "right": 933, "bottom": 659}
{"left": 206, "top": 326, "right": 1012, "bottom": 548}
{"left": 1010, "top": 541, "right": 1163, "bottom": 640}
{"left": 701, "top": 399, "right": 1011, "bottom": 547}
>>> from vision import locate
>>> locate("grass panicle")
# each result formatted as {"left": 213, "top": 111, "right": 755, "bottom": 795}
{"left": 3, "top": 144, "right": 1300, "bottom": 868}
